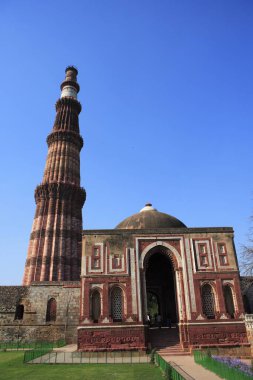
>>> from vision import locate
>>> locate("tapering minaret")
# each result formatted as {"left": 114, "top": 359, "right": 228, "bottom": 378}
{"left": 23, "top": 67, "right": 86, "bottom": 285}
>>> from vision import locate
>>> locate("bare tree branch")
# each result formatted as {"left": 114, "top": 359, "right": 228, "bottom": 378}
{"left": 241, "top": 243, "right": 253, "bottom": 276}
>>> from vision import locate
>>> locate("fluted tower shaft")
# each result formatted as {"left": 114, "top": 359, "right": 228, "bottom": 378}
{"left": 23, "top": 67, "right": 86, "bottom": 285}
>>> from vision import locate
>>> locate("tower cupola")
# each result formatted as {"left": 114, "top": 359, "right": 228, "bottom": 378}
{"left": 60, "top": 66, "right": 80, "bottom": 99}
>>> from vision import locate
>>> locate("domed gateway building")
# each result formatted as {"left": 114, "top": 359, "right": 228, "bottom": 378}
{"left": 0, "top": 68, "right": 250, "bottom": 355}
{"left": 79, "top": 203, "right": 247, "bottom": 352}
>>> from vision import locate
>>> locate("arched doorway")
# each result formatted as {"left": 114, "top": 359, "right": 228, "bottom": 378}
{"left": 145, "top": 248, "right": 178, "bottom": 326}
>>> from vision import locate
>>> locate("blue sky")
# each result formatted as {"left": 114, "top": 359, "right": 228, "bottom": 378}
{"left": 0, "top": 1, "right": 253, "bottom": 284}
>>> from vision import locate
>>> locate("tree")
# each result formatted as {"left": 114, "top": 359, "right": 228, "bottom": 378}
{"left": 241, "top": 218, "right": 253, "bottom": 275}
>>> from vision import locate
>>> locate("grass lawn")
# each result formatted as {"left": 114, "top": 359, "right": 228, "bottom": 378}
{"left": 0, "top": 352, "right": 163, "bottom": 380}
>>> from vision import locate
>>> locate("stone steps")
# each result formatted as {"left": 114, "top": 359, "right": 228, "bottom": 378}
{"left": 157, "top": 343, "right": 190, "bottom": 356}
{"left": 149, "top": 327, "right": 190, "bottom": 356}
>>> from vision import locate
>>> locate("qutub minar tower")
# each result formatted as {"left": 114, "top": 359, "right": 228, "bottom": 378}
{"left": 23, "top": 67, "right": 86, "bottom": 285}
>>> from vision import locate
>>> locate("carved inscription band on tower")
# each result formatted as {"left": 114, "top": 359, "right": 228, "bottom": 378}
{"left": 23, "top": 67, "right": 86, "bottom": 285}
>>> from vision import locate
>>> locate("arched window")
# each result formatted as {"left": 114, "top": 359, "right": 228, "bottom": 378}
{"left": 201, "top": 284, "right": 215, "bottom": 319}
{"left": 91, "top": 290, "right": 101, "bottom": 322}
{"left": 111, "top": 287, "right": 123, "bottom": 322}
{"left": 46, "top": 298, "right": 57, "bottom": 322}
{"left": 14, "top": 304, "right": 24, "bottom": 320}
{"left": 223, "top": 285, "right": 235, "bottom": 318}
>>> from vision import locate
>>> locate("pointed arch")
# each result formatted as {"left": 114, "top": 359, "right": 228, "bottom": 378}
{"left": 140, "top": 241, "right": 182, "bottom": 270}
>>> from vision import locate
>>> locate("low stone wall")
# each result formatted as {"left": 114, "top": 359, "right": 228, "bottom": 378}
{"left": 0, "top": 282, "right": 80, "bottom": 343}
{"left": 0, "top": 324, "right": 65, "bottom": 342}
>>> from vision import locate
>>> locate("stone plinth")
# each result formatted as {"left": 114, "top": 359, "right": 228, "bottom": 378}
{"left": 77, "top": 325, "right": 147, "bottom": 351}
{"left": 187, "top": 321, "right": 248, "bottom": 348}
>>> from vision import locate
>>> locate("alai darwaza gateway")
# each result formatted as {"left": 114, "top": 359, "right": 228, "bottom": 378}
{"left": 78, "top": 202, "right": 247, "bottom": 352}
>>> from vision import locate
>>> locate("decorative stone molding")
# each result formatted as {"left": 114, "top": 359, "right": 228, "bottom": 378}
{"left": 140, "top": 240, "right": 182, "bottom": 270}
{"left": 91, "top": 284, "right": 103, "bottom": 290}
{"left": 35, "top": 183, "right": 86, "bottom": 205}
{"left": 55, "top": 97, "right": 81, "bottom": 114}
{"left": 101, "top": 317, "right": 110, "bottom": 323}
{"left": 47, "top": 131, "right": 83, "bottom": 151}
{"left": 82, "top": 318, "right": 91, "bottom": 324}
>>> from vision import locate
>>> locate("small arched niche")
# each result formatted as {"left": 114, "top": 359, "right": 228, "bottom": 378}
{"left": 46, "top": 298, "right": 57, "bottom": 322}
{"left": 91, "top": 290, "right": 101, "bottom": 323}
{"left": 14, "top": 304, "right": 24, "bottom": 320}
{"left": 223, "top": 285, "right": 235, "bottom": 318}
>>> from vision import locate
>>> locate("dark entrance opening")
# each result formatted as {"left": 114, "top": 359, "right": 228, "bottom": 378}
{"left": 145, "top": 250, "right": 178, "bottom": 325}
{"left": 147, "top": 291, "right": 160, "bottom": 323}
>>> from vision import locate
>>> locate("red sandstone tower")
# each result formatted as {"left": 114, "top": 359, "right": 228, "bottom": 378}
{"left": 23, "top": 67, "right": 86, "bottom": 285}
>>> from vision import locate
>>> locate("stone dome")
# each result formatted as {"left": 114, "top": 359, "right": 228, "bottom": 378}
{"left": 115, "top": 203, "right": 186, "bottom": 229}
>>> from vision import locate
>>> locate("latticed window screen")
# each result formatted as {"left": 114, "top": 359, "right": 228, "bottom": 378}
{"left": 111, "top": 287, "right": 123, "bottom": 321}
{"left": 224, "top": 285, "right": 235, "bottom": 318}
{"left": 46, "top": 298, "right": 57, "bottom": 322}
{"left": 91, "top": 291, "right": 101, "bottom": 322}
{"left": 201, "top": 284, "right": 215, "bottom": 319}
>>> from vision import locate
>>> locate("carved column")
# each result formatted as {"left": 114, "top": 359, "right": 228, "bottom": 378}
{"left": 103, "top": 283, "right": 109, "bottom": 321}
{"left": 234, "top": 275, "right": 246, "bottom": 317}
{"left": 216, "top": 278, "right": 226, "bottom": 316}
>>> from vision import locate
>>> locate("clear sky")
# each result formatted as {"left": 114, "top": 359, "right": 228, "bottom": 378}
{"left": 0, "top": 1, "right": 253, "bottom": 284}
